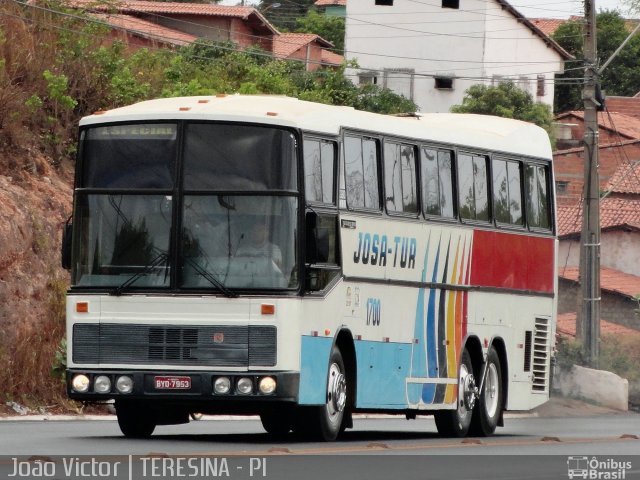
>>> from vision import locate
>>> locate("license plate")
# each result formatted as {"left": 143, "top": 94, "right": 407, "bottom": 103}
{"left": 154, "top": 376, "right": 191, "bottom": 390}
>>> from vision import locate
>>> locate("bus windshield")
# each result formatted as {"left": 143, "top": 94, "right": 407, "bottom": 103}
{"left": 72, "top": 122, "right": 298, "bottom": 292}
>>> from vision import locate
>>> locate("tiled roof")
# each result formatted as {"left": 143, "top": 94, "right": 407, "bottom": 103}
{"left": 605, "top": 96, "right": 640, "bottom": 118}
{"left": 559, "top": 266, "right": 640, "bottom": 299}
{"left": 314, "top": 0, "right": 347, "bottom": 5}
{"left": 272, "top": 33, "right": 332, "bottom": 59}
{"left": 605, "top": 161, "right": 640, "bottom": 194}
{"left": 555, "top": 111, "right": 640, "bottom": 140}
{"left": 321, "top": 49, "right": 343, "bottom": 66}
{"left": 529, "top": 18, "right": 567, "bottom": 36}
{"left": 557, "top": 312, "right": 640, "bottom": 338}
{"left": 69, "top": 0, "right": 256, "bottom": 17}
{"left": 92, "top": 13, "right": 197, "bottom": 46}
{"left": 557, "top": 197, "right": 640, "bottom": 237}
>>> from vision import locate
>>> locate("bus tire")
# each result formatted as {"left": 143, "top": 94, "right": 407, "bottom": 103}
{"left": 300, "top": 346, "right": 347, "bottom": 441}
{"left": 470, "top": 346, "right": 503, "bottom": 436}
{"left": 260, "top": 408, "right": 293, "bottom": 436}
{"left": 434, "top": 348, "right": 475, "bottom": 438}
{"left": 115, "top": 401, "right": 156, "bottom": 438}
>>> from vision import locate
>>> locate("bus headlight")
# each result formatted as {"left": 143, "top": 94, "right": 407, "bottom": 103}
{"left": 236, "top": 377, "right": 253, "bottom": 395}
{"left": 116, "top": 376, "right": 134, "bottom": 394}
{"left": 72, "top": 374, "right": 90, "bottom": 393}
{"left": 258, "top": 377, "right": 276, "bottom": 395}
{"left": 94, "top": 375, "right": 112, "bottom": 394}
{"left": 213, "top": 377, "right": 231, "bottom": 395}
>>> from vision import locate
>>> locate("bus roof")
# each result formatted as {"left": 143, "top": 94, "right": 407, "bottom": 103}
{"left": 80, "top": 95, "right": 553, "bottom": 160}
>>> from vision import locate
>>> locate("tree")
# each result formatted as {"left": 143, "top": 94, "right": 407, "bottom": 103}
{"left": 295, "top": 10, "right": 345, "bottom": 52}
{"left": 552, "top": 11, "right": 640, "bottom": 112}
{"left": 450, "top": 82, "right": 553, "bottom": 134}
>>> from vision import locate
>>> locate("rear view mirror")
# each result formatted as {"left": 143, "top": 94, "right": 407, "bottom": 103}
{"left": 61, "top": 216, "right": 72, "bottom": 270}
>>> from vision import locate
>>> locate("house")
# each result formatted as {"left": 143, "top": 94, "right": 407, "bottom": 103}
{"left": 66, "top": 0, "right": 343, "bottom": 69}
{"left": 314, "top": 0, "right": 346, "bottom": 17}
{"left": 344, "top": 0, "right": 570, "bottom": 113}
{"left": 273, "top": 33, "right": 340, "bottom": 71}
{"left": 558, "top": 267, "right": 640, "bottom": 331}
{"left": 553, "top": 110, "right": 640, "bottom": 204}
{"left": 556, "top": 162, "right": 640, "bottom": 331}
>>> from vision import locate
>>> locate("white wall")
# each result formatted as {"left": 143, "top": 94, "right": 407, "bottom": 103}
{"left": 344, "top": 0, "right": 565, "bottom": 113}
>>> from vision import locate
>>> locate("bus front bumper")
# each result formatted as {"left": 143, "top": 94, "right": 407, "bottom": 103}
{"left": 67, "top": 369, "right": 299, "bottom": 403}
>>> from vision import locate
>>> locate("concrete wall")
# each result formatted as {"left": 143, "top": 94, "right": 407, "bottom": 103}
{"left": 554, "top": 364, "right": 628, "bottom": 411}
{"left": 559, "top": 231, "right": 640, "bottom": 277}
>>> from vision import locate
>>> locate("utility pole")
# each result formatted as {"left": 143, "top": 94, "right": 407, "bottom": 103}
{"left": 580, "top": 0, "right": 600, "bottom": 368}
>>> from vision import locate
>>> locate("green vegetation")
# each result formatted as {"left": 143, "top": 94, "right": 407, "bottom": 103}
{"left": 450, "top": 82, "right": 554, "bottom": 137}
{"left": 552, "top": 11, "right": 640, "bottom": 112}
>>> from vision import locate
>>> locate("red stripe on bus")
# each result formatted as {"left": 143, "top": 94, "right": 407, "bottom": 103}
{"left": 470, "top": 230, "right": 555, "bottom": 294}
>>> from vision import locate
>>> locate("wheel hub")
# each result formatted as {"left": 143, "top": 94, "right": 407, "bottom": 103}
{"left": 462, "top": 373, "right": 477, "bottom": 411}
{"left": 327, "top": 364, "right": 347, "bottom": 414}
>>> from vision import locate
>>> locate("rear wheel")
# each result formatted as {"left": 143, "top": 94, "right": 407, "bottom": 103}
{"left": 115, "top": 401, "right": 156, "bottom": 438}
{"left": 470, "top": 347, "right": 503, "bottom": 436}
{"left": 434, "top": 348, "right": 475, "bottom": 437}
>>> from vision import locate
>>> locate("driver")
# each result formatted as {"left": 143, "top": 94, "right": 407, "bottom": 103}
{"left": 235, "top": 219, "right": 283, "bottom": 270}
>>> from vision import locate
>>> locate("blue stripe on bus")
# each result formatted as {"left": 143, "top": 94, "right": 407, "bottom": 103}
{"left": 299, "top": 336, "right": 333, "bottom": 404}
{"left": 408, "top": 233, "right": 431, "bottom": 405}
{"left": 355, "top": 340, "right": 411, "bottom": 408}
{"left": 422, "top": 236, "right": 441, "bottom": 404}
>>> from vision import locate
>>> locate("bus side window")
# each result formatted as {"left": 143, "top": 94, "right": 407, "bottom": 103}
{"left": 525, "top": 164, "right": 551, "bottom": 230}
{"left": 344, "top": 135, "right": 380, "bottom": 210}
{"left": 458, "top": 153, "right": 490, "bottom": 222}
{"left": 493, "top": 158, "right": 523, "bottom": 226}
{"left": 304, "top": 138, "right": 336, "bottom": 205}
{"left": 421, "top": 147, "right": 455, "bottom": 218}
{"left": 384, "top": 141, "right": 418, "bottom": 214}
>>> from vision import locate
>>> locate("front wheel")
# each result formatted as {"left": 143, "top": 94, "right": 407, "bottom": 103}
{"left": 297, "top": 346, "right": 347, "bottom": 441}
{"left": 115, "top": 401, "right": 156, "bottom": 438}
{"left": 434, "top": 348, "right": 475, "bottom": 437}
{"left": 470, "top": 346, "right": 503, "bottom": 436}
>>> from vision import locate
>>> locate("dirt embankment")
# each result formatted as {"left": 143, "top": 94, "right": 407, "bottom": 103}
{"left": 0, "top": 151, "right": 73, "bottom": 405}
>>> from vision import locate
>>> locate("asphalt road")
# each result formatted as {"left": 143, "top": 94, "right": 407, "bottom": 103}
{"left": 0, "top": 414, "right": 639, "bottom": 480}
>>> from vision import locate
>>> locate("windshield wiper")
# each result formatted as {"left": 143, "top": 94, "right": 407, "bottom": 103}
{"left": 111, "top": 252, "right": 169, "bottom": 296}
{"left": 183, "top": 257, "right": 237, "bottom": 298}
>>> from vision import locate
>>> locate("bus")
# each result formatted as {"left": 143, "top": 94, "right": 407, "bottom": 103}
{"left": 62, "top": 94, "right": 556, "bottom": 441}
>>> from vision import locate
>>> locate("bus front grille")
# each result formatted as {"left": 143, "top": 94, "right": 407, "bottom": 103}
{"left": 72, "top": 324, "right": 276, "bottom": 367}
{"left": 532, "top": 317, "right": 549, "bottom": 392}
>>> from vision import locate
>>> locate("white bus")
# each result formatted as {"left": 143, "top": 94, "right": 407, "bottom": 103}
{"left": 63, "top": 95, "right": 556, "bottom": 441}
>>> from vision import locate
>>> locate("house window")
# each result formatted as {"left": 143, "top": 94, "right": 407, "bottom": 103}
{"left": 434, "top": 77, "right": 454, "bottom": 90}
{"left": 359, "top": 72, "right": 378, "bottom": 86}
{"left": 442, "top": 0, "right": 459, "bottom": 8}
{"left": 384, "top": 69, "right": 414, "bottom": 100}
{"left": 556, "top": 180, "right": 569, "bottom": 195}
{"left": 537, "top": 75, "right": 546, "bottom": 97}
{"left": 375, "top": 0, "right": 393, "bottom": 5}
